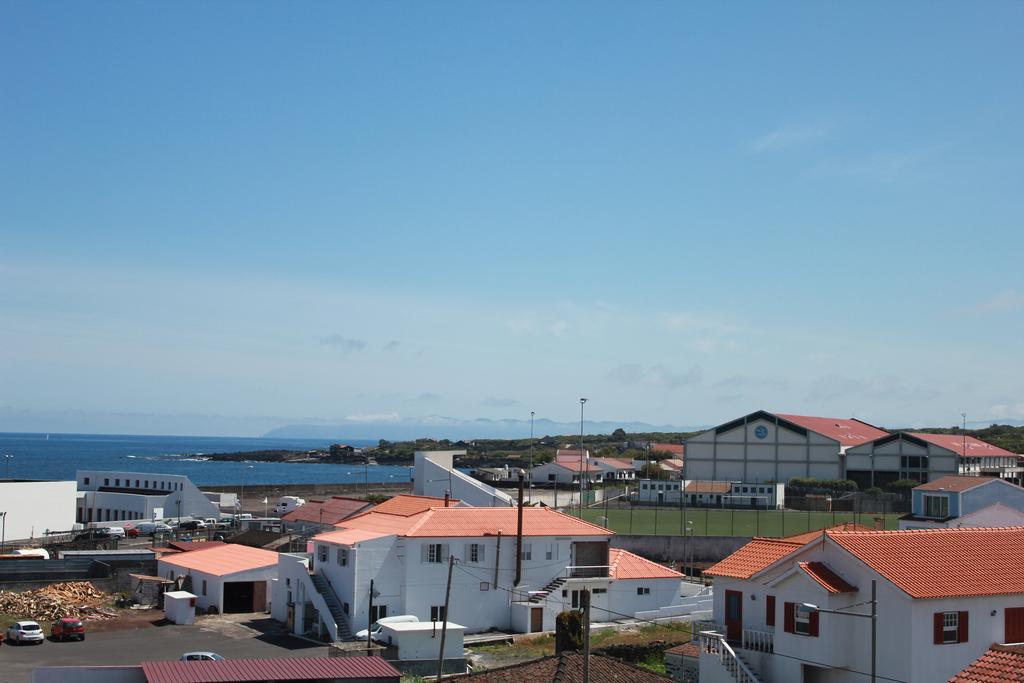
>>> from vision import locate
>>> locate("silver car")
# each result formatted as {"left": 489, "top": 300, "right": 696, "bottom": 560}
{"left": 7, "top": 621, "right": 45, "bottom": 645}
{"left": 180, "top": 652, "right": 225, "bottom": 661}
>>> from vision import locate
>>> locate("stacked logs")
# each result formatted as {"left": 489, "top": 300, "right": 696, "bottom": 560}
{"left": 0, "top": 582, "right": 117, "bottom": 622}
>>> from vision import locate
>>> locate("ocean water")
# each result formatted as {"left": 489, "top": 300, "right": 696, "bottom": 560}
{"left": 0, "top": 432, "right": 412, "bottom": 486}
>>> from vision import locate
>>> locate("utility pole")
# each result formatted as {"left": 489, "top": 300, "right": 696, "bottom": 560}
{"left": 579, "top": 398, "right": 588, "bottom": 518}
{"left": 437, "top": 554, "right": 455, "bottom": 681}
{"left": 581, "top": 588, "right": 591, "bottom": 683}
{"left": 529, "top": 411, "right": 535, "bottom": 505}
{"left": 0, "top": 511, "right": 6, "bottom": 554}
{"left": 367, "top": 579, "right": 375, "bottom": 656}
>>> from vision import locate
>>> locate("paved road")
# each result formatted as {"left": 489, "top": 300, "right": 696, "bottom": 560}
{"left": 0, "top": 617, "right": 329, "bottom": 683}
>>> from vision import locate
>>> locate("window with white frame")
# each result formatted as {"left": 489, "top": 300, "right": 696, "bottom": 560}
{"left": 942, "top": 612, "right": 959, "bottom": 643}
{"left": 423, "top": 543, "right": 448, "bottom": 563}
{"left": 636, "top": 586, "right": 650, "bottom": 595}
{"left": 794, "top": 605, "right": 812, "bottom": 635}
{"left": 545, "top": 543, "right": 557, "bottom": 561}
{"left": 337, "top": 547, "right": 348, "bottom": 567}
{"left": 467, "top": 543, "right": 484, "bottom": 563}
{"left": 430, "top": 605, "right": 447, "bottom": 622}
{"left": 318, "top": 544, "right": 328, "bottom": 563}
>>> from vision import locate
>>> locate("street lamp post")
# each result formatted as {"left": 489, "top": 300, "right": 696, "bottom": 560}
{"left": 0, "top": 511, "right": 6, "bottom": 554}
{"left": 579, "top": 398, "right": 588, "bottom": 518}
{"left": 802, "top": 579, "right": 877, "bottom": 683}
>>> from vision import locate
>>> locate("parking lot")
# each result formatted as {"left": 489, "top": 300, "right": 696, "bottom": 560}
{"left": 0, "top": 616, "right": 329, "bottom": 683}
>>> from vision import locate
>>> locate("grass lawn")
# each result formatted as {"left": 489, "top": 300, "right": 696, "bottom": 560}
{"left": 573, "top": 507, "right": 901, "bottom": 536}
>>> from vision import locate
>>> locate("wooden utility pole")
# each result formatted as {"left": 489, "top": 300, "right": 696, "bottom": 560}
{"left": 367, "top": 579, "right": 374, "bottom": 656}
{"left": 437, "top": 554, "right": 455, "bottom": 680}
{"left": 581, "top": 588, "right": 591, "bottom": 683}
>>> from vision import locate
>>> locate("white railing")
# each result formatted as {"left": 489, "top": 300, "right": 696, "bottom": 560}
{"left": 699, "top": 631, "right": 762, "bottom": 683}
{"left": 741, "top": 628, "right": 773, "bottom": 653}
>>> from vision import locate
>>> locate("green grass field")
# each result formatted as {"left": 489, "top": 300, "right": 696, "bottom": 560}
{"left": 570, "top": 507, "right": 901, "bottom": 537}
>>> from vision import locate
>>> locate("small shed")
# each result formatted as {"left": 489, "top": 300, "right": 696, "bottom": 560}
{"left": 157, "top": 544, "right": 278, "bottom": 614}
{"left": 164, "top": 591, "right": 197, "bottom": 625}
{"left": 379, "top": 621, "right": 465, "bottom": 661}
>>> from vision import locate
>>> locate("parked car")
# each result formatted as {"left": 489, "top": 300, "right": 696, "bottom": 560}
{"left": 177, "top": 520, "right": 206, "bottom": 531}
{"left": 7, "top": 621, "right": 45, "bottom": 645}
{"left": 202, "top": 518, "right": 220, "bottom": 527}
{"left": 104, "top": 526, "right": 126, "bottom": 539}
{"left": 355, "top": 615, "right": 420, "bottom": 642}
{"left": 50, "top": 618, "right": 85, "bottom": 641}
{"left": 137, "top": 522, "right": 173, "bottom": 536}
{"left": 181, "top": 652, "right": 225, "bottom": 661}
{"left": 73, "top": 529, "right": 111, "bottom": 542}
{"left": 125, "top": 527, "right": 140, "bottom": 538}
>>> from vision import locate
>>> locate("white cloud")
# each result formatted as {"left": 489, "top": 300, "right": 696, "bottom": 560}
{"left": 344, "top": 412, "right": 401, "bottom": 423}
{"left": 750, "top": 124, "right": 830, "bottom": 153}
{"left": 320, "top": 334, "right": 367, "bottom": 352}
{"left": 608, "top": 363, "right": 702, "bottom": 390}
{"left": 975, "top": 289, "right": 1024, "bottom": 314}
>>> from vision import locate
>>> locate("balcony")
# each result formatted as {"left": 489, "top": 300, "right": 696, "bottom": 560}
{"left": 564, "top": 565, "right": 611, "bottom": 579}
{"left": 695, "top": 621, "right": 774, "bottom": 653}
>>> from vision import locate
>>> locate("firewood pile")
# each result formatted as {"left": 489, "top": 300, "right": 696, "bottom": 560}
{"left": 0, "top": 582, "right": 117, "bottom": 622}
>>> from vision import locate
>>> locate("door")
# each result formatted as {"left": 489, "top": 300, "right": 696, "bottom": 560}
{"left": 725, "top": 590, "right": 743, "bottom": 642}
{"left": 252, "top": 581, "right": 267, "bottom": 612}
{"left": 1006, "top": 607, "right": 1024, "bottom": 643}
{"left": 531, "top": 607, "right": 543, "bottom": 633}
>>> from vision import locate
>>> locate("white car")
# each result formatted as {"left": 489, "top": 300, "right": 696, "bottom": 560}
{"left": 7, "top": 621, "right": 45, "bottom": 645}
{"left": 181, "top": 651, "right": 225, "bottom": 661}
{"left": 104, "top": 526, "right": 126, "bottom": 539}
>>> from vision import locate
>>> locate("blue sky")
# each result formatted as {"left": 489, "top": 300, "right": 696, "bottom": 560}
{"left": 2, "top": 2, "right": 1023, "bottom": 436}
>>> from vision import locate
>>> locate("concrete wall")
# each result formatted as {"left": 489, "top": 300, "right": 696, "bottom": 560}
{"left": 414, "top": 453, "right": 514, "bottom": 507}
{"left": 611, "top": 535, "right": 751, "bottom": 563}
{"left": 0, "top": 480, "right": 78, "bottom": 541}
{"left": 379, "top": 623, "right": 464, "bottom": 660}
{"left": 960, "top": 478, "right": 1024, "bottom": 515}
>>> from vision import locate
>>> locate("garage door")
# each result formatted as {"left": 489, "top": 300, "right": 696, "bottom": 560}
{"left": 223, "top": 581, "right": 265, "bottom": 613}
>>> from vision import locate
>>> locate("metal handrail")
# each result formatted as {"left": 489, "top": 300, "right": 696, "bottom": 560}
{"left": 699, "top": 631, "right": 762, "bottom": 683}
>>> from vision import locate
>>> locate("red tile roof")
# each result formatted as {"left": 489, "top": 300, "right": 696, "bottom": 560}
{"left": 592, "top": 457, "right": 635, "bottom": 470}
{"left": 660, "top": 459, "right": 685, "bottom": 471}
{"left": 167, "top": 541, "right": 226, "bottom": 553}
{"left": 312, "top": 527, "right": 393, "bottom": 545}
{"left": 650, "top": 443, "right": 685, "bottom": 456}
{"left": 907, "top": 433, "right": 1017, "bottom": 458}
{"left": 609, "top": 548, "right": 683, "bottom": 580}
{"left": 157, "top": 544, "right": 279, "bottom": 577}
{"left": 664, "top": 642, "right": 700, "bottom": 658}
{"left": 324, "top": 506, "right": 613, "bottom": 541}
{"left": 460, "top": 652, "right": 671, "bottom": 682}
{"left": 828, "top": 527, "right": 1024, "bottom": 599}
{"left": 704, "top": 538, "right": 803, "bottom": 579}
{"left": 948, "top": 644, "right": 1024, "bottom": 683}
{"left": 774, "top": 413, "right": 889, "bottom": 446}
{"left": 371, "top": 494, "right": 459, "bottom": 516}
{"left": 550, "top": 460, "right": 602, "bottom": 473}
{"left": 684, "top": 481, "right": 732, "bottom": 493}
{"left": 142, "top": 656, "right": 401, "bottom": 683}
{"left": 281, "top": 496, "right": 373, "bottom": 524}
{"left": 784, "top": 522, "right": 872, "bottom": 545}
{"left": 915, "top": 475, "right": 994, "bottom": 493}
{"left": 798, "top": 561, "right": 857, "bottom": 593}
{"left": 556, "top": 449, "right": 590, "bottom": 460}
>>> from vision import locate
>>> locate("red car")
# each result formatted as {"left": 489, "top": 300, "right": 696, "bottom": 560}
{"left": 125, "top": 527, "right": 140, "bottom": 538}
{"left": 50, "top": 618, "right": 85, "bottom": 641}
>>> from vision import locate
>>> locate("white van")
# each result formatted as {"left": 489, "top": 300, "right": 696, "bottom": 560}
{"left": 355, "top": 615, "right": 419, "bottom": 642}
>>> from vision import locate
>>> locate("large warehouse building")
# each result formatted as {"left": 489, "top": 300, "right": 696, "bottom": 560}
{"left": 683, "top": 411, "right": 889, "bottom": 483}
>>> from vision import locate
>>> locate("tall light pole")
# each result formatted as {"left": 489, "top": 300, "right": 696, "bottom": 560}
{"left": 3, "top": 454, "right": 13, "bottom": 479}
{"left": 0, "top": 511, "right": 6, "bottom": 554}
{"left": 802, "top": 579, "right": 877, "bottom": 683}
{"left": 529, "top": 411, "right": 535, "bottom": 504}
{"left": 579, "top": 398, "right": 588, "bottom": 518}
{"left": 961, "top": 412, "right": 967, "bottom": 472}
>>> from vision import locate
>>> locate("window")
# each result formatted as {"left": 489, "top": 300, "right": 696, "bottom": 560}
{"left": 935, "top": 611, "right": 968, "bottom": 644}
{"left": 593, "top": 588, "right": 607, "bottom": 595}
{"left": 135, "top": 480, "right": 140, "bottom": 487}
{"left": 467, "top": 543, "right": 484, "bottom": 563}
{"left": 84, "top": 477, "right": 90, "bottom": 486}
{"left": 202, "top": 580, "right": 207, "bottom": 596}
{"left": 766, "top": 595, "right": 776, "bottom": 627}
{"left": 545, "top": 543, "right": 557, "bottom": 561}
{"left": 431, "top": 605, "right": 447, "bottom": 622}
{"left": 924, "top": 495, "right": 950, "bottom": 519}
{"left": 370, "top": 604, "right": 387, "bottom": 622}
{"left": 318, "top": 544, "right": 328, "bottom": 563}
{"left": 343, "top": 602, "right": 349, "bottom": 615}
{"left": 425, "top": 543, "right": 444, "bottom": 563}
{"left": 548, "top": 474, "right": 556, "bottom": 481}
{"left": 636, "top": 587, "right": 650, "bottom": 595}
{"left": 521, "top": 543, "right": 532, "bottom": 561}
{"left": 794, "top": 605, "right": 813, "bottom": 636}
{"left": 115, "top": 479, "right": 120, "bottom": 486}
{"left": 480, "top": 582, "right": 489, "bottom": 591}
{"left": 337, "top": 548, "right": 348, "bottom": 567}
{"left": 104, "top": 478, "right": 109, "bottom": 486}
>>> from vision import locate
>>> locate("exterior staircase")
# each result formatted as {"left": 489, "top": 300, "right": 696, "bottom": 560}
{"left": 699, "top": 630, "right": 764, "bottom": 683}
{"left": 310, "top": 573, "right": 353, "bottom": 640}
{"left": 528, "top": 577, "right": 567, "bottom": 603}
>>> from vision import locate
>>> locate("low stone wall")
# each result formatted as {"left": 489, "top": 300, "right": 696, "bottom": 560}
{"left": 611, "top": 535, "right": 751, "bottom": 563}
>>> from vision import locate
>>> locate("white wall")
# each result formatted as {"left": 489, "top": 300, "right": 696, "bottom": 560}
{"left": 414, "top": 453, "right": 514, "bottom": 507}
{"left": 379, "top": 623, "right": 465, "bottom": 660}
{"left": 0, "top": 480, "right": 77, "bottom": 541}
{"left": 157, "top": 561, "right": 274, "bottom": 613}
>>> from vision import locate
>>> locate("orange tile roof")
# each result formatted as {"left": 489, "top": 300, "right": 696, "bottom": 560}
{"left": 371, "top": 494, "right": 459, "bottom": 517}
{"left": 704, "top": 538, "right": 803, "bottom": 579}
{"left": 915, "top": 475, "right": 996, "bottom": 493}
{"left": 650, "top": 443, "right": 685, "bottom": 456}
{"left": 158, "top": 544, "right": 278, "bottom": 577}
{"left": 660, "top": 458, "right": 685, "bottom": 471}
{"left": 331, "top": 506, "right": 612, "bottom": 540}
{"left": 798, "top": 561, "right": 857, "bottom": 593}
{"left": 550, "top": 460, "right": 602, "bottom": 473}
{"left": 784, "top": 522, "right": 871, "bottom": 545}
{"left": 282, "top": 496, "right": 373, "bottom": 524}
{"left": 774, "top": 413, "right": 889, "bottom": 446}
{"left": 828, "top": 527, "right": 1024, "bottom": 599}
{"left": 665, "top": 642, "right": 700, "bottom": 658}
{"left": 609, "top": 548, "right": 683, "bottom": 580}
{"left": 312, "top": 528, "right": 393, "bottom": 545}
{"left": 684, "top": 481, "right": 732, "bottom": 493}
{"left": 592, "top": 457, "right": 635, "bottom": 470}
{"left": 908, "top": 433, "right": 1016, "bottom": 458}
{"left": 948, "top": 644, "right": 1024, "bottom": 683}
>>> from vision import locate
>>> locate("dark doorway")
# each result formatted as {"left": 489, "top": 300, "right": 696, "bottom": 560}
{"left": 224, "top": 581, "right": 256, "bottom": 613}
{"left": 725, "top": 590, "right": 743, "bottom": 642}
{"left": 1007, "top": 607, "right": 1024, "bottom": 643}
{"left": 531, "top": 607, "right": 543, "bottom": 632}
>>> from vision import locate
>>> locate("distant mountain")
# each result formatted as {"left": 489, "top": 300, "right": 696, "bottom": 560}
{"left": 262, "top": 416, "right": 704, "bottom": 441}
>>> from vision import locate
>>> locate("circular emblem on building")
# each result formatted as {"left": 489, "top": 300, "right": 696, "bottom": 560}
{"left": 754, "top": 425, "right": 769, "bottom": 439}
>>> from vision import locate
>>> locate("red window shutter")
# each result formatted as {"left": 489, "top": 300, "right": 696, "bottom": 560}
{"left": 933, "top": 613, "right": 944, "bottom": 644}
{"left": 784, "top": 602, "right": 795, "bottom": 634}
{"left": 766, "top": 595, "right": 776, "bottom": 627}
{"left": 809, "top": 609, "right": 819, "bottom": 637}
{"left": 958, "top": 611, "right": 969, "bottom": 643}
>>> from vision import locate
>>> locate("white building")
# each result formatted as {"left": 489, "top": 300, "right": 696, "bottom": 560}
{"left": 378, "top": 620, "right": 465, "bottom": 661}
{"left": 847, "top": 432, "right": 1023, "bottom": 489}
{"left": 76, "top": 470, "right": 221, "bottom": 524}
{"left": 530, "top": 460, "right": 603, "bottom": 487}
{"left": 272, "top": 495, "right": 688, "bottom": 642}
{"left": 634, "top": 480, "right": 785, "bottom": 509}
{"left": 412, "top": 451, "right": 514, "bottom": 507}
{"left": 700, "top": 525, "right": 1024, "bottom": 683}
{"left": 0, "top": 479, "right": 78, "bottom": 541}
{"left": 685, "top": 411, "right": 889, "bottom": 484}
{"left": 591, "top": 457, "right": 637, "bottom": 481}
{"left": 158, "top": 543, "right": 278, "bottom": 614}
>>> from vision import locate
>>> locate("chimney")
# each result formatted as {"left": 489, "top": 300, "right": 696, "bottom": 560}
{"left": 444, "top": 491, "right": 450, "bottom": 508}
{"left": 514, "top": 470, "right": 525, "bottom": 587}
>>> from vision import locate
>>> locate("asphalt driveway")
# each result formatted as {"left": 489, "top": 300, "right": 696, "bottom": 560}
{"left": 0, "top": 616, "right": 328, "bottom": 683}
